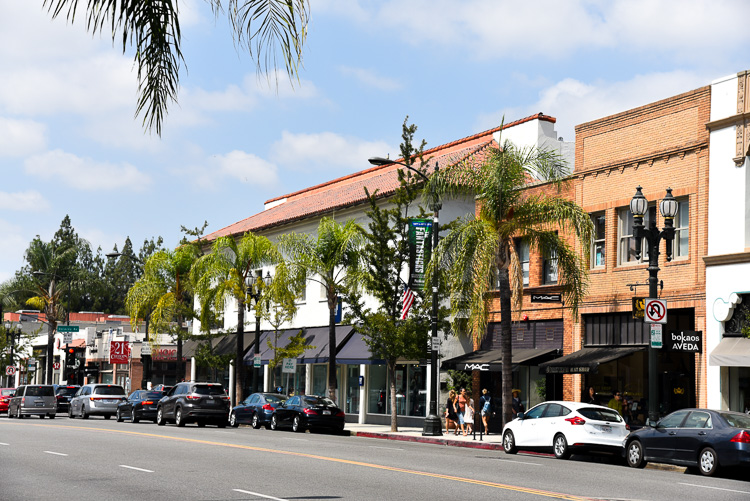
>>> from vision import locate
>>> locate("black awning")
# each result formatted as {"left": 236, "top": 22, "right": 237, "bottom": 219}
{"left": 336, "top": 330, "right": 384, "bottom": 365}
{"left": 441, "top": 347, "right": 559, "bottom": 372}
{"left": 538, "top": 346, "right": 645, "bottom": 374}
{"left": 299, "top": 325, "right": 354, "bottom": 364}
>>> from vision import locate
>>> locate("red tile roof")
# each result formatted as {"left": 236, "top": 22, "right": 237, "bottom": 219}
{"left": 204, "top": 113, "right": 556, "bottom": 241}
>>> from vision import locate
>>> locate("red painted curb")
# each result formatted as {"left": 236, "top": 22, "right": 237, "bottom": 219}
{"left": 353, "top": 431, "right": 504, "bottom": 450}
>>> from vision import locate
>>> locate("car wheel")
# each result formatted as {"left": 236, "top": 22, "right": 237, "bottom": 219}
{"left": 251, "top": 413, "right": 261, "bottom": 429}
{"left": 68, "top": 406, "right": 74, "bottom": 419}
{"left": 502, "top": 430, "right": 517, "bottom": 454}
{"left": 198, "top": 421, "right": 206, "bottom": 428}
{"left": 626, "top": 440, "right": 647, "bottom": 469}
{"left": 270, "top": 414, "right": 278, "bottom": 430}
{"left": 230, "top": 412, "right": 238, "bottom": 428}
{"left": 39, "top": 414, "right": 45, "bottom": 419}
{"left": 48, "top": 414, "right": 55, "bottom": 419}
{"left": 698, "top": 447, "right": 719, "bottom": 476}
{"left": 116, "top": 409, "right": 123, "bottom": 422}
{"left": 81, "top": 407, "right": 88, "bottom": 419}
{"left": 156, "top": 408, "right": 165, "bottom": 426}
{"left": 104, "top": 414, "right": 111, "bottom": 420}
{"left": 17, "top": 406, "right": 24, "bottom": 419}
{"left": 553, "top": 434, "right": 570, "bottom": 460}
{"left": 217, "top": 421, "right": 226, "bottom": 429}
{"left": 292, "top": 416, "right": 301, "bottom": 433}
{"left": 131, "top": 412, "right": 139, "bottom": 424}
{"left": 175, "top": 407, "right": 185, "bottom": 427}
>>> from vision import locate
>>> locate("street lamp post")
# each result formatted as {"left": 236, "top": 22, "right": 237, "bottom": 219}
{"left": 368, "top": 156, "right": 443, "bottom": 436}
{"left": 629, "top": 186, "right": 678, "bottom": 426}
{"left": 247, "top": 271, "right": 272, "bottom": 393}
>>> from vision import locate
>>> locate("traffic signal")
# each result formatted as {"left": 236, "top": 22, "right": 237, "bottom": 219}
{"left": 66, "top": 372, "right": 77, "bottom": 385}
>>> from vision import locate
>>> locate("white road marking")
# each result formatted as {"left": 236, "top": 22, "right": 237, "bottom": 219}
{"left": 678, "top": 483, "right": 750, "bottom": 495}
{"left": 233, "top": 489, "right": 289, "bottom": 500}
{"left": 282, "top": 437, "right": 308, "bottom": 441}
{"left": 44, "top": 451, "right": 68, "bottom": 456}
{"left": 0, "top": 442, "right": 9, "bottom": 446}
{"left": 368, "top": 445, "right": 404, "bottom": 451}
{"left": 495, "top": 458, "right": 542, "bottom": 466}
{"left": 120, "top": 465, "right": 154, "bottom": 473}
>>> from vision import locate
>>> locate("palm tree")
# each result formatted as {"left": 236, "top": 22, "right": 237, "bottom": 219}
{"left": 278, "top": 217, "right": 365, "bottom": 401}
{"left": 191, "top": 232, "right": 281, "bottom": 403}
{"left": 432, "top": 137, "right": 593, "bottom": 426}
{"left": 43, "top": 0, "right": 309, "bottom": 136}
{"left": 126, "top": 245, "right": 200, "bottom": 381}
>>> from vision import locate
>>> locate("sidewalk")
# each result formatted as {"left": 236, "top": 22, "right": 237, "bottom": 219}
{"left": 344, "top": 423, "right": 504, "bottom": 450}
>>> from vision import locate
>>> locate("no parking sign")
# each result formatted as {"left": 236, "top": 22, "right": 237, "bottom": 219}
{"left": 644, "top": 298, "right": 667, "bottom": 324}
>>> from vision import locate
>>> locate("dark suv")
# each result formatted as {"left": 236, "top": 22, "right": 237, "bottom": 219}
{"left": 156, "top": 382, "right": 229, "bottom": 427}
{"left": 53, "top": 385, "right": 80, "bottom": 413}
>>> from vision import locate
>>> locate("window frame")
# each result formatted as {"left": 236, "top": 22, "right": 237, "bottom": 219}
{"left": 590, "top": 212, "right": 606, "bottom": 269}
{"left": 674, "top": 198, "right": 689, "bottom": 259}
{"left": 618, "top": 205, "right": 655, "bottom": 265}
{"left": 542, "top": 248, "right": 558, "bottom": 285}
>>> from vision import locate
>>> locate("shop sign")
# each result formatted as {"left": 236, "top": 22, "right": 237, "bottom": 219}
{"left": 152, "top": 348, "right": 178, "bottom": 361}
{"left": 407, "top": 219, "right": 433, "bottom": 290}
{"left": 531, "top": 294, "right": 561, "bottom": 303}
{"left": 463, "top": 363, "right": 490, "bottom": 371}
{"left": 632, "top": 297, "right": 645, "bottom": 320}
{"left": 109, "top": 340, "right": 131, "bottom": 364}
{"left": 665, "top": 330, "right": 702, "bottom": 353}
{"left": 545, "top": 366, "right": 591, "bottom": 374}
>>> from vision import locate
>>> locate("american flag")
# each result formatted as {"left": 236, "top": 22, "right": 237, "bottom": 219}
{"left": 400, "top": 287, "right": 415, "bottom": 320}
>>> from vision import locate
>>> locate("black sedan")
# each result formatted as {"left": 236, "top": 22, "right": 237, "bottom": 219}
{"left": 624, "top": 408, "right": 750, "bottom": 476}
{"left": 116, "top": 390, "right": 165, "bottom": 423}
{"left": 270, "top": 395, "right": 345, "bottom": 433}
{"left": 52, "top": 385, "right": 79, "bottom": 413}
{"left": 230, "top": 392, "right": 286, "bottom": 429}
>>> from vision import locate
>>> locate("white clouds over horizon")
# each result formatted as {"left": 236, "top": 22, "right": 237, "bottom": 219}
{"left": 270, "top": 131, "right": 395, "bottom": 171}
{"left": 338, "top": 66, "right": 402, "bottom": 91}
{"left": 0, "top": 118, "right": 47, "bottom": 157}
{"left": 24, "top": 150, "right": 152, "bottom": 191}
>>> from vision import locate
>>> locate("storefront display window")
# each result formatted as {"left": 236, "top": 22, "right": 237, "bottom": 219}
{"left": 366, "top": 364, "right": 425, "bottom": 416}
{"left": 406, "top": 365, "right": 426, "bottom": 416}
{"left": 345, "top": 365, "right": 360, "bottom": 414}
{"left": 729, "top": 366, "right": 750, "bottom": 413}
{"left": 368, "top": 365, "right": 387, "bottom": 414}
{"left": 312, "top": 365, "right": 327, "bottom": 396}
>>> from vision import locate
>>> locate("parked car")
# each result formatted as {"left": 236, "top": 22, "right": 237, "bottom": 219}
{"left": 68, "top": 384, "right": 126, "bottom": 419}
{"left": 152, "top": 384, "right": 173, "bottom": 393}
{"left": 502, "top": 401, "right": 629, "bottom": 459}
{"left": 156, "top": 382, "right": 230, "bottom": 427}
{"left": 624, "top": 408, "right": 750, "bottom": 476}
{"left": 7, "top": 385, "right": 56, "bottom": 419}
{"left": 0, "top": 388, "right": 15, "bottom": 413}
{"left": 52, "top": 385, "right": 80, "bottom": 413}
{"left": 117, "top": 390, "right": 165, "bottom": 423}
{"left": 270, "top": 395, "right": 345, "bottom": 433}
{"left": 230, "top": 392, "right": 287, "bottom": 428}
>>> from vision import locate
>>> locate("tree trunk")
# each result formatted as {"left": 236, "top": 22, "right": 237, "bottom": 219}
{"left": 498, "top": 266, "right": 513, "bottom": 427}
{"left": 236, "top": 301, "right": 245, "bottom": 406}
{"left": 388, "top": 361, "right": 398, "bottom": 432}
{"left": 176, "top": 313, "right": 184, "bottom": 385}
{"left": 327, "top": 294, "right": 337, "bottom": 402}
{"left": 45, "top": 322, "right": 56, "bottom": 385}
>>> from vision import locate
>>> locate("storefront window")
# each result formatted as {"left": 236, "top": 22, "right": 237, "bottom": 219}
{"left": 406, "top": 365, "right": 426, "bottom": 416}
{"left": 729, "top": 366, "right": 750, "bottom": 413}
{"left": 368, "top": 365, "right": 387, "bottom": 414}
{"left": 312, "top": 364, "right": 327, "bottom": 396}
{"left": 345, "top": 365, "right": 360, "bottom": 414}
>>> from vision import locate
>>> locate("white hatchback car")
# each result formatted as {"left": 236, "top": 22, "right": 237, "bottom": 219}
{"left": 502, "top": 401, "right": 629, "bottom": 459}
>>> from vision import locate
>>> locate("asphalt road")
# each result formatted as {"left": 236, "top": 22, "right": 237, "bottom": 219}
{"left": 1, "top": 416, "right": 749, "bottom": 501}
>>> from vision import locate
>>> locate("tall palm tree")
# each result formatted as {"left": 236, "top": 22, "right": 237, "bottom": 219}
{"left": 432, "top": 138, "right": 593, "bottom": 426}
{"left": 278, "top": 217, "right": 365, "bottom": 401}
{"left": 126, "top": 245, "right": 200, "bottom": 381}
{"left": 191, "top": 232, "right": 281, "bottom": 403}
{"left": 43, "top": 0, "right": 309, "bottom": 136}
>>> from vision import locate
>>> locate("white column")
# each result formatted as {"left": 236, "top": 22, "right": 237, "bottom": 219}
{"left": 263, "top": 365, "right": 270, "bottom": 392}
{"left": 228, "top": 361, "right": 235, "bottom": 405}
{"left": 190, "top": 357, "right": 196, "bottom": 382}
{"left": 358, "top": 364, "right": 366, "bottom": 424}
{"left": 425, "top": 362, "right": 433, "bottom": 416}
{"left": 305, "top": 364, "right": 313, "bottom": 395}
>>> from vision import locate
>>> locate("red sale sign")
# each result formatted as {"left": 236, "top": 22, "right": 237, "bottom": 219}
{"left": 109, "top": 341, "right": 131, "bottom": 364}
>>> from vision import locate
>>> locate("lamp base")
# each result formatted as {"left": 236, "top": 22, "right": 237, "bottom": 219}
{"left": 422, "top": 414, "right": 443, "bottom": 436}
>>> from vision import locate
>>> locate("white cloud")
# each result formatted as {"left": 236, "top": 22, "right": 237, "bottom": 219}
{"left": 24, "top": 150, "right": 152, "bottom": 191}
{"left": 0, "top": 191, "right": 50, "bottom": 212}
{"left": 179, "top": 150, "right": 279, "bottom": 190}
{"left": 338, "top": 66, "right": 401, "bottom": 91}
{"left": 0, "top": 118, "right": 47, "bottom": 156}
{"left": 0, "top": 218, "right": 28, "bottom": 283}
{"left": 270, "top": 131, "right": 395, "bottom": 171}
{"left": 477, "top": 70, "right": 709, "bottom": 141}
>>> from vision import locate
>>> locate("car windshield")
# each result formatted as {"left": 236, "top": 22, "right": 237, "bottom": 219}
{"left": 94, "top": 386, "right": 126, "bottom": 396}
{"left": 193, "top": 385, "right": 225, "bottom": 396}
{"left": 264, "top": 395, "right": 285, "bottom": 404}
{"left": 577, "top": 407, "right": 623, "bottom": 422}
{"left": 302, "top": 396, "right": 335, "bottom": 406}
{"left": 1, "top": 389, "right": 14, "bottom": 397}
{"left": 720, "top": 412, "right": 750, "bottom": 429}
{"left": 26, "top": 386, "right": 54, "bottom": 397}
{"left": 144, "top": 391, "right": 164, "bottom": 399}
{"left": 56, "top": 387, "right": 78, "bottom": 396}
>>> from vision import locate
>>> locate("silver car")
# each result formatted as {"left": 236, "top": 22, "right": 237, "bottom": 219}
{"left": 8, "top": 385, "right": 56, "bottom": 419}
{"left": 69, "top": 384, "right": 126, "bottom": 419}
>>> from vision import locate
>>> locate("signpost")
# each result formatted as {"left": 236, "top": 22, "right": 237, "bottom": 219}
{"left": 632, "top": 297, "right": 646, "bottom": 319}
{"left": 5, "top": 366, "right": 16, "bottom": 376}
{"left": 253, "top": 356, "right": 261, "bottom": 368}
{"left": 649, "top": 324, "right": 663, "bottom": 349}
{"left": 57, "top": 325, "right": 79, "bottom": 332}
{"left": 644, "top": 298, "right": 667, "bottom": 324}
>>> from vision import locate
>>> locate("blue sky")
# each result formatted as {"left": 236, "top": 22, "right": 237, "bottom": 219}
{"left": 1, "top": 0, "right": 748, "bottom": 283}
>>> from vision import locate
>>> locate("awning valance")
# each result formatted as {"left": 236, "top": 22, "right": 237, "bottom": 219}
{"left": 538, "top": 346, "right": 644, "bottom": 374}
{"left": 441, "top": 348, "right": 559, "bottom": 372}
{"left": 709, "top": 336, "right": 750, "bottom": 366}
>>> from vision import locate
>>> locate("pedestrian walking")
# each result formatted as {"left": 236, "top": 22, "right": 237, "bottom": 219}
{"left": 464, "top": 394, "right": 475, "bottom": 434}
{"left": 444, "top": 390, "right": 459, "bottom": 434}
{"left": 456, "top": 388, "right": 469, "bottom": 436}
{"left": 511, "top": 389, "right": 524, "bottom": 418}
{"left": 480, "top": 388, "right": 493, "bottom": 434}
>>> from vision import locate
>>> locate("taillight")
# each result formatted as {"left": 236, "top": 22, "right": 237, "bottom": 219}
{"left": 565, "top": 416, "right": 586, "bottom": 425}
{"left": 335, "top": 410, "right": 345, "bottom": 418}
{"left": 186, "top": 395, "right": 200, "bottom": 401}
{"left": 303, "top": 408, "right": 318, "bottom": 415}
{"left": 56, "top": 395, "right": 65, "bottom": 401}
{"left": 142, "top": 401, "right": 153, "bottom": 405}
{"left": 730, "top": 430, "right": 750, "bottom": 443}
{"left": 262, "top": 404, "right": 274, "bottom": 411}
{"left": 626, "top": 424, "right": 630, "bottom": 431}
{"left": 219, "top": 395, "right": 230, "bottom": 401}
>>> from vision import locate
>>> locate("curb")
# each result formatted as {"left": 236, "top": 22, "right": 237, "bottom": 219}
{"left": 352, "top": 431, "right": 505, "bottom": 450}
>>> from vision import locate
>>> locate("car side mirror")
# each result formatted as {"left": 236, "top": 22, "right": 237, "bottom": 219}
{"left": 517, "top": 412, "right": 525, "bottom": 420}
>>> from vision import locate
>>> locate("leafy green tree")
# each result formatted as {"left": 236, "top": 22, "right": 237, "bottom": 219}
{"left": 431, "top": 135, "right": 593, "bottom": 426}
{"left": 191, "top": 232, "right": 281, "bottom": 403}
{"left": 126, "top": 244, "right": 200, "bottom": 378}
{"left": 43, "top": 0, "right": 310, "bottom": 136}
{"left": 267, "top": 329, "right": 313, "bottom": 390}
{"left": 279, "top": 217, "right": 365, "bottom": 401}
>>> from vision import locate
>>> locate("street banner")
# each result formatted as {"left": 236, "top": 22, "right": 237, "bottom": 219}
{"left": 109, "top": 340, "right": 131, "bottom": 364}
{"left": 408, "top": 219, "right": 433, "bottom": 290}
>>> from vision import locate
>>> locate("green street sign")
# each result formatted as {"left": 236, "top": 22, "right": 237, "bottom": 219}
{"left": 57, "top": 325, "right": 79, "bottom": 333}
